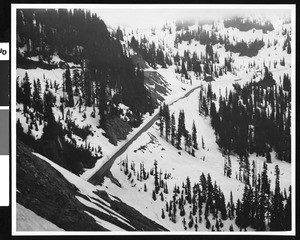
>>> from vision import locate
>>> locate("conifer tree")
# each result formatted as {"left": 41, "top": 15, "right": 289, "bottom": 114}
{"left": 22, "top": 72, "right": 32, "bottom": 107}
{"left": 154, "top": 160, "right": 159, "bottom": 193}
{"left": 192, "top": 120, "right": 198, "bottom": 150}
{"left": 270, "top": 165, "right": 284, "bottom": 230}
{"left": 186, "top": 177, "right": 192, "bottom": 204}
{"left": 261, "top": 162, "right": 270, "bottom": 195}
{"left": 177, "top": 110, "right": 186, "bottom": 149}
{"left": 283, "top": 186, "right": 291, "bottom": 230}
{"left": 152, "top": 190, "right": 157, "bottom": 201}
{"left": 171, "top": 113, "right": 176, "bottom": 146}
{"left": 229, "top": 191, "right": 235, "bottom": 219}
{"left": 65, "top": 66, "right": 74, "bottom": 107}
{"left": 164, "top": 104, "right": 170, "bottom": 141}
{"left": 32, "top": 79, "right": 43, "bottom": 112}
{"left": 227, "top": 155, "right": 232, "bottom": 178}
{"left": 159, "top": 105, "right": 164, "bottom": 137}
{"left": 161, "top": 209, "right": 165, "bottom": 219}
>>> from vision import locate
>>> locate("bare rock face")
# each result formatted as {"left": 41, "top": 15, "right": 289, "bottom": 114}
{"left": 17, "top": 140, "right": 107, "bottom": 231}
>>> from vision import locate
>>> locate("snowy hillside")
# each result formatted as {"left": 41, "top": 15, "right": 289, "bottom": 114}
{"left": 15, "top": 7, "right": 293, "bottom": 233}
{"left": 101, "top": 86, "right": 291, "bottom": 232}
{"left": 16, "top": 140, "right": 168, "bottom": 231}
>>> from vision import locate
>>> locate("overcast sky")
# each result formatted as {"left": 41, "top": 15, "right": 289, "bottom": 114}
{"left": 88, "top": 7, "right": 291, "bottom": 28}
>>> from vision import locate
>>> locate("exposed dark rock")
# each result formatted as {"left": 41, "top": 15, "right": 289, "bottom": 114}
{"left": 17, "top": 140, "right": 107, "bottom": 231}
{"left": 104, "top": 116, "right": 132, "bottom": 145}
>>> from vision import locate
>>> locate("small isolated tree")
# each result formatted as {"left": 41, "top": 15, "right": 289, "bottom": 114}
{"left": 160, "top": 192, "right": 164, "bottom": 201}
{"left": 192, "top": 120, "right": 198, "bottom": 150}
{"left": 171, "top": 113, "right": 176, "bottom": 146}
{"left": 161, "top": 209, "right": 165, "bottom": 219}
{"left": 154, "top": 160, "right": 159, "bottom": 193}
{"left": 159, "top": 106, "right": 164, "bottom": 137}
{"left": 65, "top": 66, "right": 74, "bottom": 107}
{"left": 152, "top": 190, "right": 157, "bottom": 201}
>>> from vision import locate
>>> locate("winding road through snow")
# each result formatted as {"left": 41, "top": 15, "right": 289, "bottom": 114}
{"left": 87, "top": 83, "right": 203, "bottom": 185}
{"left": 87, "top": 65, "right": 291, "bottom": 185}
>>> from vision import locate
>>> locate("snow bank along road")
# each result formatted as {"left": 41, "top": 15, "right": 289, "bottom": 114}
{"left": 87, "top": 84, "right": 203, "bottom": 185}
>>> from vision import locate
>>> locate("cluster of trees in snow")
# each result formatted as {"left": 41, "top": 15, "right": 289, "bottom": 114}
{"left": 174, "top": 49, "right": 234, "bottom": 82}
{"left": 129, "top": 35, "right": 172, "bottom": 69}
{"left": 282, "top": 33, "right": 292, "bottom": 54}
{"left": 235, "top": 163, "right": 291, "bottom": 231}
{"left": 17, "top": 9, "right": 155, "bottom": 129}
{"left": 223, "top": 17, "right": 274, "bottom": 33}
{"left": 174, "top": 26, "right": 220, "bottom": 46}
{"left": 121, "top": 157, "right": 291, "bottom": 231}
{"left": 224, "top": 38, "right": 265, "bottom": 57}
{"left": 17, "top": 72, "right": 101, "bottom": 174}
{"left": 174, "top": 24, "right": 266, "bottom": 58}
{"left": 208, "top": 70, "right": 291, "bottom": 163}
{"left": 175, "top": 19, "right": 196, "bottom": 31}
{"left": 159, "top": 104, "right": 199, "bottom": 156}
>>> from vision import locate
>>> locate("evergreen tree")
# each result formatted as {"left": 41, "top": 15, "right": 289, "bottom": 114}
{"left": 261, "top": 162, "right": 270, "bottom": 195}
{"left": 32, "top": 78, "right": 43, "bottom": 112}
{"left": 22, "top": 72, "right": 32, "bottom": 107}
{"left": 270, "top": 165, "right": 284, "bottom": 230}
{"left": 65, "top": 66, "right": 74, "bottom": 107}
{"left": 152, "top": 190, "right": 157, "bottom": 201}
{"left": 154, "top": 160, "right": 159, "bottom": 193}
{"left": 227, "top": 155, "right": 232, "bottom": 178}
{"left": 164, "top": 104, "right": 171, "bottom": 141}
{"left": 192, "top": 120, "right": 198, "bottom": 150}
{"left": 186, "top": 177, "right": 192, "bottom": 204}
{"left": 220, "top": 192, "right": 227, "bottom": 220}
{"left": 229, "top": 191, "right": 235, "bottom": 219}
{"left": 177, "top": 110, "right": 186, "bottom": 149}
{"left": 171, "top": 113, "right": 176, "bottom": 146}
{"left": 159, "top": 105, "right": 164, "bottom": 137}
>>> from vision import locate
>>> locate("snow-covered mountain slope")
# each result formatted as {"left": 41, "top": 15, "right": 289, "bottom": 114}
{"left": 15, "top": 11, "right": 293, "bottom": 232}
{"left": 16, "top": 140, "right": 168, "bottom": 231}
{"left": 100, "top": 84, "right": 291, "bottom": 232}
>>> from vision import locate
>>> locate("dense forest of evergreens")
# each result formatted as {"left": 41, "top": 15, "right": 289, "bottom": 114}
{"left": 17, "top": 9, "right": 155, "bottom": 118}
{"left": 223, "top": 17, "right": 274, "bottom": 33}
{"left": 16, "top": 9, "right": 156, "bottom": 174}
{"left": 224, "top": 38, "right": 265, "bottom": 57}
{"left": 174, "top": 25, "right": 265, "bottom": 58}
{"left": 129, "top": 35, "right": 172, "bottom": 69}
{"left": 202, "top": 69, "right": 291, "bottom": 163}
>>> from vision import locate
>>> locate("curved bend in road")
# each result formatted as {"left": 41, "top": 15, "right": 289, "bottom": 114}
{"left": 87, "top": 84, "right": 202, "bottom": 185}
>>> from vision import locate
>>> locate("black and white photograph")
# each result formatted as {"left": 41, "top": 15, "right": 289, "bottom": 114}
{"left": 11, "top": 4, "right": 295, "bottom": 234}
